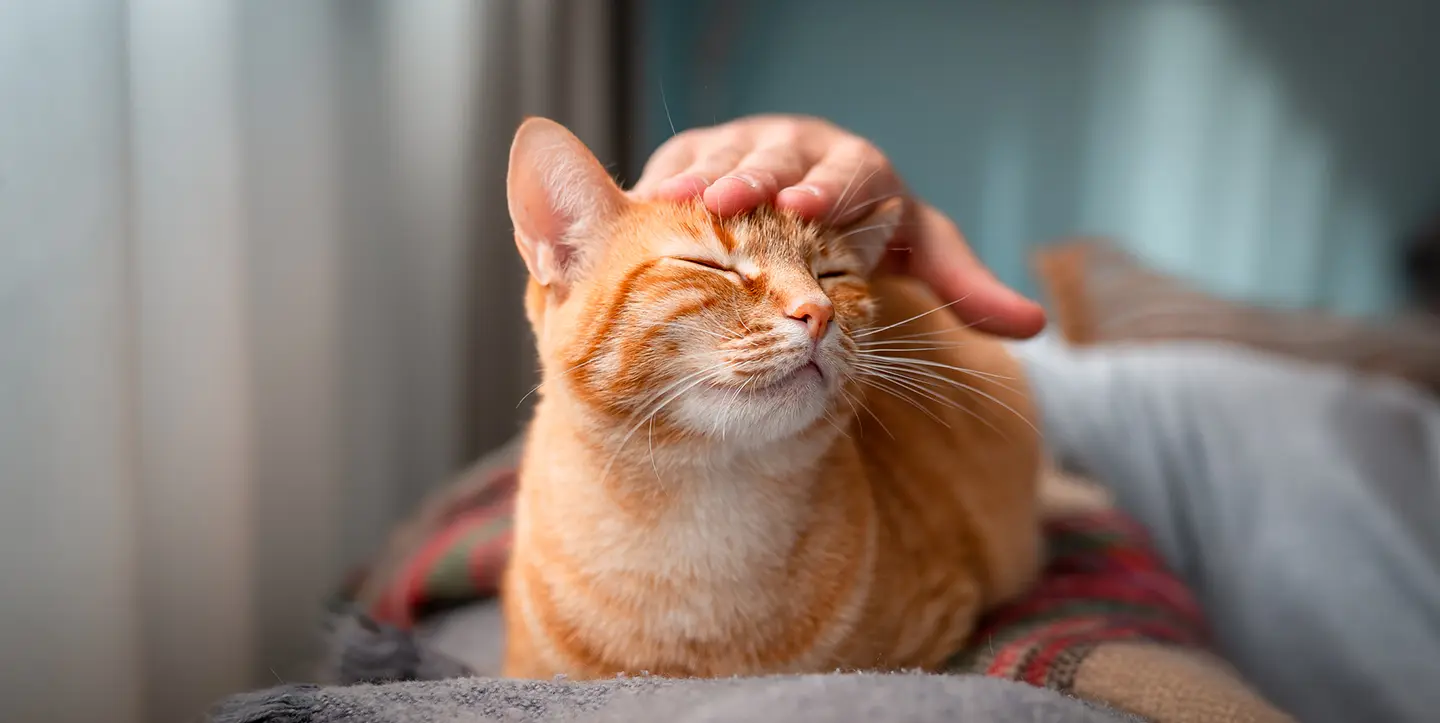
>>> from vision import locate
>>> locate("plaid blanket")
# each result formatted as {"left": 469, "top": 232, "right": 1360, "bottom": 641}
{"left": 331, "top": 457, "right": 1290, "bottom": 723}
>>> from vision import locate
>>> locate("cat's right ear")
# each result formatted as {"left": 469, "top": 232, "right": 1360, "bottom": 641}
{"left": 507, "top": 117, "right": 627, "bottom": 290}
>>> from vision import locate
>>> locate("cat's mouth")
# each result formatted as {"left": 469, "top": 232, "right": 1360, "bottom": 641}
{"left": 742, "top": 360, "right": 823, "bottom": 393}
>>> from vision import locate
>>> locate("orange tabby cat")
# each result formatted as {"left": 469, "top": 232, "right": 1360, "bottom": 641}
{"left": 501, "top": 117, "right": 1042, "bottom": 680}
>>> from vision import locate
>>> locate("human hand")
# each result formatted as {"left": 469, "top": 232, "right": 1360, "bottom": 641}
{"left": 629, "top": 115, "right": 1046, "bottom": 339}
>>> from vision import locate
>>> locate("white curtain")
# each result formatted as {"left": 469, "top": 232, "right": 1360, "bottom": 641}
{"left": 0, "top": 1, "right": 623, "bottom": 722}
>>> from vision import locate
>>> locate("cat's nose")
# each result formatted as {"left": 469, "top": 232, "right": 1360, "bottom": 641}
{"left": 787, "top": 300, "right": 833, "bottom": 342}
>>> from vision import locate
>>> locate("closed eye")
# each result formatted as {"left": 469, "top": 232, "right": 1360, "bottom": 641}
{"left": 675, "top": 257, "right": 733, "bottom": 273}
{"left": 817, "top": 270, "right": 850, "bottom": 280}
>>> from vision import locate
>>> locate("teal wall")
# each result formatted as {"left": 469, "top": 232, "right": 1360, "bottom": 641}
{"left": 637, "top": 0, "right": 1440, "bottom": 316}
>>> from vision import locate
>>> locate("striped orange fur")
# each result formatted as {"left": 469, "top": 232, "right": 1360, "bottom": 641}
{"left": 502, "top": 118, "right": 1043, "bottom": 679}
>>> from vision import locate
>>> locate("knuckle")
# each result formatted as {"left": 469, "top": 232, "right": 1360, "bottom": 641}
{"left": 763, "top": 124, "right": 805, "bottom": 148}
{"left": 697, "top": 144, "right": 745, "bottom": 169}
{"left": 752, "top": 144, "right": 803, "bottom": 169}
{"left": 841, "top": 139, "right": 885, "bottom": 167}
{"left": 741, "top": 167, "right": 780, "bottom": 189}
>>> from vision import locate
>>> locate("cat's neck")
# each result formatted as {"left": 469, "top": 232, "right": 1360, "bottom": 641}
{"left": 532, "top": 386, "right": 842, "bottom": 490}
{"left": 523, "top": 384, "right": 850, "bottom": 552}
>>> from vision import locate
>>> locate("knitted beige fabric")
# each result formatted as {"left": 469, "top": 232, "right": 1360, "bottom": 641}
{"left": 1031, "top": 238, "right": 1440, "bottom": 395}
{"left": 1074, "top": 643, "right": 1294, "bottom": 723}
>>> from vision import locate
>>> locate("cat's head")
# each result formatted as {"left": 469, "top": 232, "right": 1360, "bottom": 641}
{"left": 507, "top": 118, "right": 901, "bottom": 446}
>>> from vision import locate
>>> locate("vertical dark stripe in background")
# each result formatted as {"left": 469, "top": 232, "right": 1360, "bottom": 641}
{"left": 612, "top": 0, "right": 638, "bottom": 186}
{"left": 551, "top": 1, "right": 574, "bottom": 123}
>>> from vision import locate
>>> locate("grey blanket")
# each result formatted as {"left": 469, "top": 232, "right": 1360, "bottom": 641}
{"left": 206, "top": 673, "right": 1142, "bottom": 723}
{"left": 204, "top": 609, "right": 1142, "bottom": 722}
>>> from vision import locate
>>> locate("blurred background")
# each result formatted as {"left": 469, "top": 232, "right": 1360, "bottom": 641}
{"left": 3, "top": 1, "right": 1439, "bottom": 722}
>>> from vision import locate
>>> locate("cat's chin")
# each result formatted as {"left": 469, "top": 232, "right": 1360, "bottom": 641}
{"left": 669, "top": 365, "right": 835, "bottom": 446}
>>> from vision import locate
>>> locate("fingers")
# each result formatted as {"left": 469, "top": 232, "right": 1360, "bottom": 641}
{"left": 630, "top": 130, "right": 701, "bottom": 196}
{"left": 630, "top": 117, "right": 829, "bottom": 217}
{"left": 703, "top": 143, "right": 810, "bottom": 215}
{"left": 897, "top": 204, "right": 1048, "bottom": 339}
{"left": 652, "top": 143, "right": 749, "bottom": 202}
{"left": 776, "top": 141, "right": 904, "bottom": 225}
{"left": 631, "top": 117, "right": 905, "bottom": 222}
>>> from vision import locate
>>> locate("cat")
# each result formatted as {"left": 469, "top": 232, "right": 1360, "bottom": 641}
{"left": 500, "top": 117, "right": 1043, "bottom": 680}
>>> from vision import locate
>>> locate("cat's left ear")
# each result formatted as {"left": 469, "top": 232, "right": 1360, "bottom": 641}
{"left": 507, "top": 117, "right": 628, "bottom": 290}
{"left": 839, "top": 197, "right": 905, "bottom": 272}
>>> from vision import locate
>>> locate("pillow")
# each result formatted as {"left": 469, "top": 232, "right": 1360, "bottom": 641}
{"left": 1030, "top": 239, "right": 1440, "bottom": 395}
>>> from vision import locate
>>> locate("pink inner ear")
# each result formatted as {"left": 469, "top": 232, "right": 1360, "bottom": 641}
{"left": 549, "top": 238, "right": 576, "bottom": 274}
{"left": 507, "top": 118, "right": 627, "bottom": 287}
{"left": 514, "top": 185, "right": 582, "bottom": 284}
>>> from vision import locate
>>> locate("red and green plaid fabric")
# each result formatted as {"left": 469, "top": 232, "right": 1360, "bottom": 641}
{"left": 360, "top": 466, "right": 1208, "bottom": 689}
{"left": 368, "top": 469, "right": 519, "bottom": 627}
{"left": 946, "top": 512, "right": 1208, "bottom": 687}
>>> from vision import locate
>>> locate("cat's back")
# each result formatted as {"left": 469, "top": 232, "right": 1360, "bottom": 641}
{"left": 842, "top": 275, "right": 1043, "bottom": 668}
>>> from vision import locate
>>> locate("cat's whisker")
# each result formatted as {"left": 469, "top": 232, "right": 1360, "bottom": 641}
{"left": 696, "top": 304, "right": 742, "bottom": 340}
{"left": 854, "top": 361, "right": 981, "bottom": 410}
{"left": 647, "top": 365, "right": 725, "bottom": 409}
{"left": 729, "top": 304, "right": 752, "bottom": 334}
{"left": 830, "top": 222, "right": 899, "bottom": 245}
{"left": 860, "top": 353, "right": 1021, "bottom": 389}
{"left": 857, "top": 367, "right": 962, "bottom": 413}
{"left": 855, "top": 341, "right": 969, "bottom": 349}
{"left": 648, "top": 417, "right": 662, "bottom": 482}
{"left": 620, "top": 364, "right": 725, "bottom": 430}
{"left": 850, "top": 311, "right": 997, "bottom": 341}
{"left": 823, "top": 162, "right": 869, "bottom": 229}
{"left": 720, "top": 375, "right": 760, "bottom": 440}
{"left": 839, "top": 386, "right": 889, "bottom": 440}
{"left": 852, "top": 294, "right": 975, "bottom": 338}
{"left": 854, "top": 376, "right": 951, "bottom": 429}
{"left": 854, "top": 365, "right": 1005, "bottom": 438}
{"left": 865, "top": 326, "right": 980, "bottom": 342}
{"left": 857, "top": 359, "right": 1010, "bottom": 402}
{"left": 839, "top": 193, "right": 904, "bottom": 220}
{"left": 832, "top": 165, "right": 885, "bottom": 225}
{"left": 856, "top": 353, "right": 1016, "bottom": 384}
{"left": 517, "top": 354, "right": 606, "bottom": 407}
{"left": 660, "top": 81, "right": 678, "bottom": 138}
{"left": 858, "top": 361, "right": 1019, "bottom": 434}
{"left": 857, "top": 357, "right": 1037, "bottom": 437}
{"left": 853, "top": 344, "right": 979, "bottom": 355}
{"left": 602, "top": 366, "right": 726, "bottom": 485}
{"left": 855, "top": 335, "right": 970, "bottom": 346}
{"left": 664, "top": 320, "right": 735, "bottom": 341}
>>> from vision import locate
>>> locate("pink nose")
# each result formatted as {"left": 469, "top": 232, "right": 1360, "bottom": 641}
{"left": 787, "top": 300, "right": 833, "bottom": 342}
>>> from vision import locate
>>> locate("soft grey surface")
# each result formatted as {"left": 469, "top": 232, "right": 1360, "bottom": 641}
{"left": 301, "top": 609, "right": 1141, "bottom": 722}
{"left": 208, "top": 673, "right": 1144, "bottom": 723}
{"left": 417, "top": 601, "right": 508, "bottom": 677}
{"left": 1015, "top": 337, "right": 1440, "bottom": 723}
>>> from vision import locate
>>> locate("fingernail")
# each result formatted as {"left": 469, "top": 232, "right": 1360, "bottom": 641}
{"left": 717, "top": 174, "right": 759, "bottom": 189}
{"left": 784, "top": 184, "right": 822, "bottom": 197}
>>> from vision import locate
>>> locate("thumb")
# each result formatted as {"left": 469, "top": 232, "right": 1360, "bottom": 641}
{"left": 891, "top": 204, "right": 1047, "bottom": 339}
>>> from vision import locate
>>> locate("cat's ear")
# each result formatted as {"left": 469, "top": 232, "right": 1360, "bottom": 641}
{"left": 507, "top": 117, "right": 627, "bottom": 289}
{"left": 840, "top": 197, "right": 906, "bottom": 271}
